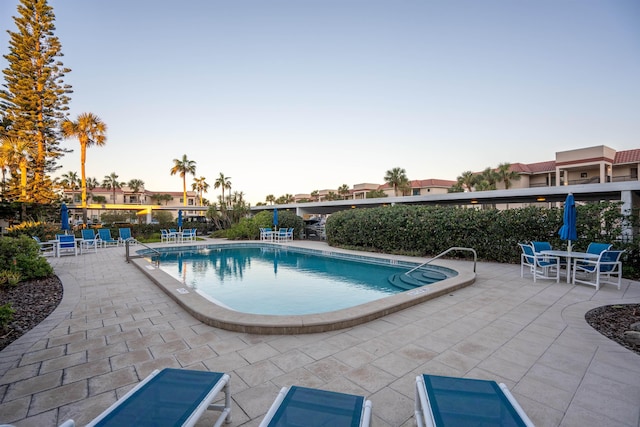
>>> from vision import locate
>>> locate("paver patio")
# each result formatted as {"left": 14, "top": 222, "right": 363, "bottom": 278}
{"left": 0, "top": 238, "right": 638, "bottom": 426}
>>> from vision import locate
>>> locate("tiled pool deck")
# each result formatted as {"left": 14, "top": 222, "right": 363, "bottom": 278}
{"left": 0, "top": 238, "right": 639, "bottom": 426}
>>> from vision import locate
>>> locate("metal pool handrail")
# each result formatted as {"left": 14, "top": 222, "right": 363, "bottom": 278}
{"left": 405, "top": 246, "right": 477, "bottom": 275}
{"left": 125, "top": 240, "right": 161, "bottom": 267}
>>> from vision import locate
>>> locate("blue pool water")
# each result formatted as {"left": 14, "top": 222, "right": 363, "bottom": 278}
{"left": 150, "top": 245, "right": 456, "bottom": 315}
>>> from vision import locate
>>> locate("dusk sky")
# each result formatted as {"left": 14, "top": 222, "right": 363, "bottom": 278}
{"left": 2, "top": 0, "right": 639, "bottom": 205}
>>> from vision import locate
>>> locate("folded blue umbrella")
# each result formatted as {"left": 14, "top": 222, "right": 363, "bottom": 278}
{"left": 558, "top": 193, "right": 577, "bottom": 251}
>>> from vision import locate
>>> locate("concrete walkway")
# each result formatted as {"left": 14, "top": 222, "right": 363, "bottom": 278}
{"left": 0, "top": 239, "right": 639, "bottom": 426}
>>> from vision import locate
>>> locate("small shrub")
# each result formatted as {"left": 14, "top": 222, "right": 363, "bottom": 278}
{"left": 0, "top": 236, "right": 53, "bottom": 279}
{"left": 0, "top": 303, "right": 15, "bottom": 330}
{"left": 0, "top": 270, "right": 22, "bottom": 286}
{"left": 6, "top": 221, "right": 61, "bottom": 242}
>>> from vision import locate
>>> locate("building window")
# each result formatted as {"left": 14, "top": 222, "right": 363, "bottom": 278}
{"left": 413, "top": 189, "right": 420, "bottom": 196}
{"left": 188, "top": 199, "right": 194, "bottom": 206}
{"left": 580, "top": 172, "right": 588, "bottom": 178}
{"left": 632, "top": 168, "right": 638, "bottom": 179}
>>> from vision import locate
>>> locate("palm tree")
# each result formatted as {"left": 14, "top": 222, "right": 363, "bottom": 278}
{"left": 102, "top": 172, "right": 124, "bottom": 203}
{"left": 457, "top": 171, "right": 476, "bottom": 192}
{"left": 265, "top": 194, "right": 275, "bottom": 205}
{"left": 214, "top": 173, "right": 232, "bottom": 206}
{"left": 480, "top": 167, "right": 499, "bottom": 190}
{"left": 170, "top": 155, "right": 196, "bottom": 206}
{"left": 384, "top": 167, "right": 408, "bottom": 196}
{"left": 310, "top": 190, "right": 319, "bottom": 202}
{"left": 2, "top": 137, "right": 30, "bottom": 201}
{"left": 85, "top": 177, "right": 99, "bottom": 203}
{"left": 61, "top": 113, "right": 108, "bottom": 223}
{"left": 86, "top": 177, "right": 99, "bottom": 190}
{"left": 150, "top": 193, "right": 173, "bottom": 206}
{"left": 192, "top": 176, "right": 209, "bottom": 206}
{"left": 128, "top": 179, "right": 145, "bottom": 203}
{"left": 275, "top": 194, "right": 295, "bottom": 204}
{"left": 231, "top": 191, "right": 245, "bottom": 204}
{"left": 60, "top": 171, "right": 80, "bottom": 202}
{"left": 338, "top": 184, "right": 351, "bottom": 200}
{"left": 496, "top": 162, "right": 521, "bottom": 189}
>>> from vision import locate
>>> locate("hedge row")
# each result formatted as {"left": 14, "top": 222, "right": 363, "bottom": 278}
{"left": 326, "top": 202, "right": 640, "bottom": 277}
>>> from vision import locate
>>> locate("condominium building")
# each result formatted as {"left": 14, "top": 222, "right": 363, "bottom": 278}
{"left": 294, "top": 145, "right": 640, "bottom": 202}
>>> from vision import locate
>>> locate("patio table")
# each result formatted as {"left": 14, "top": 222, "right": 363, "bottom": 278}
{"left": 539, "top": 250, "right": 599, "bottom": 283}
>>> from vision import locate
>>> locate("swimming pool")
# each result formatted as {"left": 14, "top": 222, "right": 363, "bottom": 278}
{"left": 150, "top": 245, "right": 457, "bottom": 315}
{"left": 133, "top": 242, "right": 475, "bottom": 334}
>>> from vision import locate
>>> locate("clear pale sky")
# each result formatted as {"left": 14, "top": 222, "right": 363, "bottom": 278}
{"left": 2, "top": 0, "right": 639, "bottom": 205}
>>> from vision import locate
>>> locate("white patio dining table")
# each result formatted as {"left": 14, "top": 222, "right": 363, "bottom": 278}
{"left": 539, "top": 250, "right": 599, "bottom": 283}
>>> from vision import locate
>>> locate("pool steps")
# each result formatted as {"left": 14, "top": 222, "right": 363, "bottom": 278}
{"left": 388, "top": 269, "right": 448, "bottom": 290}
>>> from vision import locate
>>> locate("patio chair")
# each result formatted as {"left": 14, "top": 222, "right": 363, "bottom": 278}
{"left": 586, "top": 242, "right": 612, "bottom": 255}
{"left": 531, "top": 241, "right": 552, "bottom": 253}
{"left": 98, "top": 228, "right": 119, "bottom": 248}
{"left": 285, "top": 227, "right": 294, "bottom": 241}
{"left": 80, "top": 229, "right": 99, "bottom": 254}
{"left": 519, "top": 243, "right": 560, "bottom": 282}
{"left": 572, "top": 249, "right": 624, "bottom": 290}
{"left": 118, "top": 227, "right": 139, "bottom": 246}
{"left": 85, "top": 368, "right": 231, "bottom": 427}
{"left": 415, "top": 374, "right": 534, "bottom": 427}
{"left": 259, "top": 385, "right": 372, "bottom": 427}
{"left": 57, "top": 234, "right": 78, "bottom": 257}
{"left": 275, "top": 228, "right": 289, "bottom": 243}
{"left": 260, "top": 227, "right": 273, "bottom": 241}
{"left": 32, "top": 236, "right": 56, "bottom": 257}
{"left": 181, "top": 228, "right": 196, "bottom": 242}
{"left": 160, "top": 229, "right": 175, "bottom": 244}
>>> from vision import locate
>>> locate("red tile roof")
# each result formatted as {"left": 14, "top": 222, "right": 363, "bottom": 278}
{"left": 378, "top": 179, "right": 456, "bottom": 190}
{"left": 614, "top": 149, "right": 640, "bottom": 164}
{"left": 523, "top": 161, "right": 556, "bottom": 174}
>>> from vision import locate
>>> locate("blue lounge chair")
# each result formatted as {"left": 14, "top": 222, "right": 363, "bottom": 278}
{"left": 118, "top": 227, "right": 139, "bottom": 245}
{"left": 573, "top": 249, "right": 624, "bottom": 290}
{"left": 57, "top": 234, "right": 78, "bottom": 257}
{"left": 80, "top": 229, "right": 99, "bottom": 253}
{"left": 415, "top": 374, "right": 534, "bottom": 427}
{"left": 98, "top": 228, "right": 119, "bottom": 247}
{"left": 85, "top": 368, "right": 231, "bottom": 427}
{"left": 259, "top": 386, "right": 372, "bottom": 427}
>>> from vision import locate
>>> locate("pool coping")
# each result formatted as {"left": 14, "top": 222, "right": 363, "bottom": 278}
{"left": 130, "top": 243, "right": 476, "bottom": 334}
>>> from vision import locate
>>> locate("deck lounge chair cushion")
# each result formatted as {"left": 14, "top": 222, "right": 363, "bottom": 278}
{"left": 90, "top": 368, "right": 226, "bottom": 426}
{"left": 418, "top": 374, "right": 530, "bottom": 427}
{"left": 265, "top": 386, "right": 366, "bottom": 427}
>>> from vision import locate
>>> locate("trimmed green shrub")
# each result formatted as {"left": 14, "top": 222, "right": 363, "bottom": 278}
{"left": 0, "top": 236, "right": 53, "bottom": 280}
{"left": 326, "top": 202, "right": 640, "bottom": 278}
{"left": 0, "top": 303, "right": 15, "bottom": 330}
{"left": 223, "top": 210, "right": 305, "bottom": 240}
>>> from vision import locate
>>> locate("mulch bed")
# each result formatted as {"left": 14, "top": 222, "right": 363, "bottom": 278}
{"left": 585, "top": 304, "right": 640, "bottom": 355}
{"left": 0, "top": 276, "right": 63, "bottom": 351}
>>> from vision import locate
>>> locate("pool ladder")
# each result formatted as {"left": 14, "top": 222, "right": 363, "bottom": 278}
{"left": 405, "top": 246, "right": 477, "bottom": 275}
